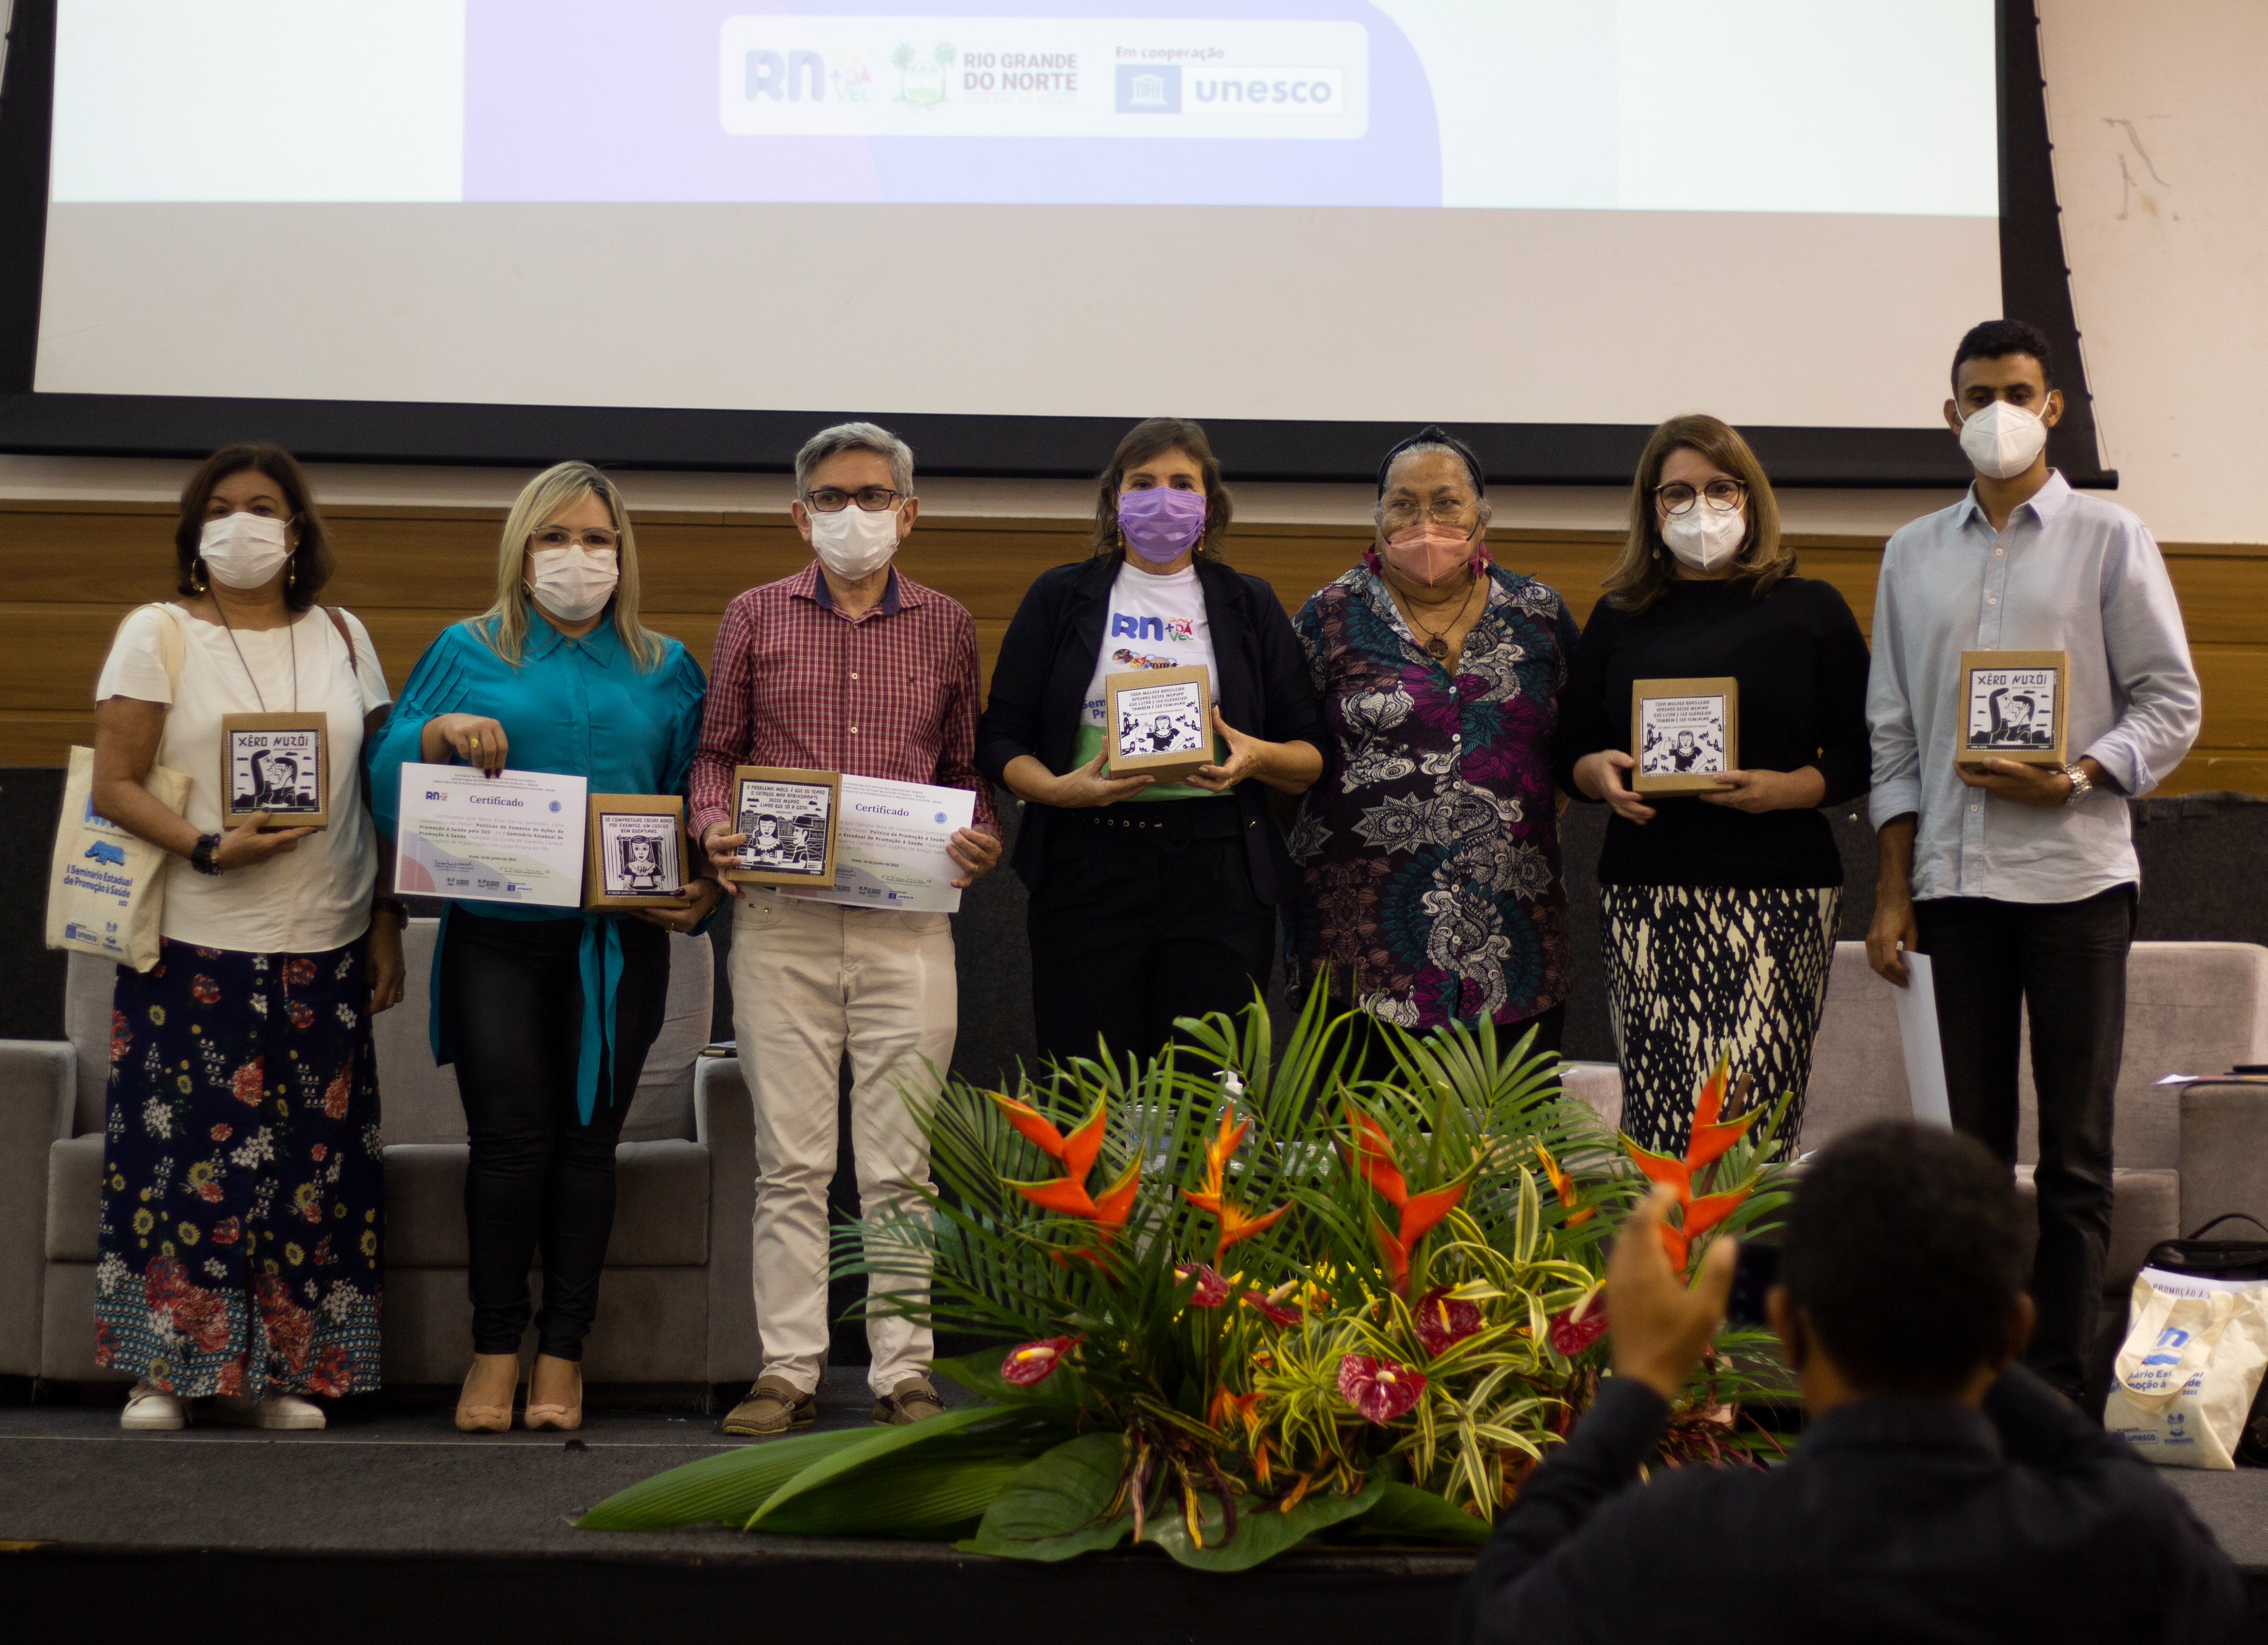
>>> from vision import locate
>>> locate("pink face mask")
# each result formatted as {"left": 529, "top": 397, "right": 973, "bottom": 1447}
{"left": 1382, "top": 522, "right": 1477, "bottom": 588}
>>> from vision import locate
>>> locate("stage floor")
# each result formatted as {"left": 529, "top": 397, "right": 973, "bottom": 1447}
{"left": 3, "top": 1377, "right": 2266, "bottom": 1642}
{"left": 0, "top": 1371, "right": 1474, "bottom": 1645}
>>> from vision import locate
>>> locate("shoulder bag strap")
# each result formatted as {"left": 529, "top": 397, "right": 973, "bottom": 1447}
{"left": 2183, "top": 1212, "right": 2268, "bottom": 1243}
{"left": 322, "top": 605, "right": 361, "bottom": 675}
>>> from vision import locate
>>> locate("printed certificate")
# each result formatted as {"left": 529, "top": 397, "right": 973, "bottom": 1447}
{"left": 777, "top": 774, "right": 976, "bottom": 914}
{"left": 392, "top": 761, "right": 587, "bottom": 908}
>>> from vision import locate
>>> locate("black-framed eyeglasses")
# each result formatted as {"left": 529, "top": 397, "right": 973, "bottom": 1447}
{"left": 804, "top": 486, "right": 905, "bottom": 513}
{"left": 1653, "top": 478, "right": 1747, "bottom": 516}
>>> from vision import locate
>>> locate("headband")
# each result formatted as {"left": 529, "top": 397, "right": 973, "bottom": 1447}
{"left": 1375, "top": 425, "right": 1487, "bottom": 497}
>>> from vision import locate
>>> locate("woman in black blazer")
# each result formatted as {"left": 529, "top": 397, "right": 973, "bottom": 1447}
{"left": 976, "top": 417, "right": 1325, "bottom": 1067}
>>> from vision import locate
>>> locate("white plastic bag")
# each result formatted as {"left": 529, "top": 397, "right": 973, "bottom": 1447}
{"left": 2102, "top": 1265, "right": 2268, "bottom": 1469}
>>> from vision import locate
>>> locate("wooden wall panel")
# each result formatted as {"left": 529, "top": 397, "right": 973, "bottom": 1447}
{"left": 0, "top": 500, "right": 2261, "bottom": 798}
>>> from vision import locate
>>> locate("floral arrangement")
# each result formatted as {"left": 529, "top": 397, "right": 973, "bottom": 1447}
{"left": 580, "top": 992, "right": 1794, "bottom": 1569}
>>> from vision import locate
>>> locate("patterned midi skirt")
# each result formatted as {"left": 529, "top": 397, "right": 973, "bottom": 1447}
{"left": 95, "top": 937, "right": 384, "bottom": 1398}
{"left": 1600, "top": 884, "right": 1842, "bottom": 1160}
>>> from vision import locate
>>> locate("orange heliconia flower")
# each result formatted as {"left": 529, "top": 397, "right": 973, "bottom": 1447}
{"left": 1620, "top": 1055, "right": 1760, "bottom": 1268}
{"left": 1343, "top": 1105, "right": 1474, "bottom": 1294}
{"left": 1534, "top": 1141, "right": 1596, "bottom": 1227}
{"left": 1183, "top": 1105, "right": 1290, "bottom": 1265}
{"left": 993, "top": 1090, "right": 1138, "bottom": 1233}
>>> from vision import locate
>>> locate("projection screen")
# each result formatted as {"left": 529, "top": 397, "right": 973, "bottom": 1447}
{"left": 2, "top": 0, "right": 2098, "bottom": 480}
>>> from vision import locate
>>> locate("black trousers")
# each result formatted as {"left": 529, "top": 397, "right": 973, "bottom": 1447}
{"left": 1028, "top": 800, "right": 1277, "bottom": 1069}
{"left": 438, "top": 909, "right": 671, "bottom": 1360}
{"left": 1915, "top": 884, "right": 2136, "bottom": 1396}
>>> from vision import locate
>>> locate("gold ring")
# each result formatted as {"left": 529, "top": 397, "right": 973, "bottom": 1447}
{"left": 470, "top": 736, "right": 481, "bottom": 747}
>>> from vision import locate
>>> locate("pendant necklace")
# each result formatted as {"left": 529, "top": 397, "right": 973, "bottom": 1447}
{"left": 215, "top": 601, "right": 299, "bottom": 713}
{"left": 1405, "top": 575, "right": 1477, "bottom": 660}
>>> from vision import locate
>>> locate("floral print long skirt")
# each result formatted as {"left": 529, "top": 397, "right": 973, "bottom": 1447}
{"left": 95, "top": 937, "right": 384, "bottom": 1398}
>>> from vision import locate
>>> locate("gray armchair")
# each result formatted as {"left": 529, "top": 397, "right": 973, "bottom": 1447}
{"left": 1564, "top": 941, "right": 2268, "bottom": 1297}
{"left": 1, "top": 919, "right": 761, "bottom": 1387}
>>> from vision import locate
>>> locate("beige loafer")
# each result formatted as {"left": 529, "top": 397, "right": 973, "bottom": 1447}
{"left": 872, "top": 1376, "right": 945, "bottom": 1426}
{"left": 722, "top": 1375, "right": 816, "bottom": 1438}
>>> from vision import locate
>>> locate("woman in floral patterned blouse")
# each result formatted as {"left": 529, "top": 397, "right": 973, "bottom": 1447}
{"left": 1283, "top": 427, "right": 1579, "bottom": 1065}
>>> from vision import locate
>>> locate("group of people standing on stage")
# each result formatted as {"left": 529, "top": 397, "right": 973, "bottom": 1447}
{"left": 81, "top": 313, "right": 2199, "bottom": 1433}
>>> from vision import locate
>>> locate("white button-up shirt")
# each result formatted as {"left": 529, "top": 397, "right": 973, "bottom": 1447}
{"left": 1866, "top": 470, "right": 2201, "bottom": 903}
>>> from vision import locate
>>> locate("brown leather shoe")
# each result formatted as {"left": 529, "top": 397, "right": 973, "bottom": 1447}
{"left": 872, "top": 1376, "right": 945, "bottom": 1426}
{"left": 722, "top": 1375, "right": 816, "bottom": 1438}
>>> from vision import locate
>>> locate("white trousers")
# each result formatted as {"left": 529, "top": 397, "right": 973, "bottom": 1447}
{"left": 728, "top": 891, "right": 955, "bottom": 1397}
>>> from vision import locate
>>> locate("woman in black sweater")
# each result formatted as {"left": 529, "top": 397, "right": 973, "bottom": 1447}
{"left": 976, "top": 418, "right": 1325, "bottom": 1067}
{"left": 1552, "top": 414, "right": 1870, "bottom": 1155}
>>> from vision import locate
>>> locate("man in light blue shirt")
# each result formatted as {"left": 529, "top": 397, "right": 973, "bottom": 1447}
{"left": 1865, "top": 319, "right": 2201, "bottom": 1400}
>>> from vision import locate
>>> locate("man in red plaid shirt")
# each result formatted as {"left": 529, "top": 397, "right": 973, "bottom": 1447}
{"left": 690, "top": 422, "right": 1002, "bottom": 1438}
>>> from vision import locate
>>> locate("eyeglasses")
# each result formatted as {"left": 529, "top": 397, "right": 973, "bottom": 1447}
{"left": 804, "top": 486, "right": 905, "bottom": 513}
{"left": 1379, "top": 497, "right": 1478, "bottom": 526}
{"left": 530, "top": 527, "right": 620, "bottom": 552}
{"left": 1653, "top": 479, "right": 1747, "bottom": 516}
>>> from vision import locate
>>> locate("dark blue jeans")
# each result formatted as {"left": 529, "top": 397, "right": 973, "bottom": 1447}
{"left": 1916, "top": 883, "right": 2137, "bottom": 1397}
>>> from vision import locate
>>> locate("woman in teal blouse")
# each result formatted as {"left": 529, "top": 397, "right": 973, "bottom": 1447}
{"left": 367, "top": 462, "right": 715, "bottom": 1434}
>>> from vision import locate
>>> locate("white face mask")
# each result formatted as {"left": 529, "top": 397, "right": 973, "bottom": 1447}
{"left": 808, "top": 503, "right": 902, "bottom": 580}
{"left": 1661, "top": 503, "right": 1747, "bottom": 572}
{"left": 1958, "top": 400, "right": 2050, "bottom": 480}
{"left": 526, "top": 546, "right": 619, "bottom": 623}
{"left": 199, "top": 512, "right": 293, "bottom": 590}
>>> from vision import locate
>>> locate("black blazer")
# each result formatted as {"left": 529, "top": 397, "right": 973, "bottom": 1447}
{"left": 976, "top": 555, "right": 1326, "bottom": 905}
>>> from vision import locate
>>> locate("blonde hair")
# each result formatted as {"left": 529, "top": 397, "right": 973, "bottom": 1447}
{"left": 476, "top": 462, "right": 666, "bottom": 672}
{"left": 1602, "top": 414, "right": 1794, "bottom": 614}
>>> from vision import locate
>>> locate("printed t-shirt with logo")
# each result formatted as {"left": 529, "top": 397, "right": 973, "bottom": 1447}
{"left": 1077, "top": 561, "right": 1228, "bottom": 800}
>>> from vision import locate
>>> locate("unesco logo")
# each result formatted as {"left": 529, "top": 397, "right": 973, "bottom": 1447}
{"left": 1115, "top": 63, "right": 1180, "bottom": 114}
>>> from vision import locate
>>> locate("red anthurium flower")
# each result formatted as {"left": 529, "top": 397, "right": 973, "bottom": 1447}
{"left": 1534, "top": 1142, "right": 1596, "bottom": 1227}
{"left": 1548, "top": 1293, "right": 1610, "bottom": 1357}
{"left": 1413, "top": 1287, "right": 1483, "bottom": 1356}
{"left": 1001, "top": 1335, "right": 1080, "bottom": 1385}
{"left": 1174, "top": 1261, "right": 1233, "bottom": 1307}
{"left": 1240, "top": 1287, "right": 1302, "bottom": 1328}
{"left": 1337, "top": 1353, "right": 1426, "bottom": 1424}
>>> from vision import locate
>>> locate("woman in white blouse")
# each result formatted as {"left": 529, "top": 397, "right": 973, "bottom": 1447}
{"left": 88, "top": 444, "right": 400, "bottom": 1433}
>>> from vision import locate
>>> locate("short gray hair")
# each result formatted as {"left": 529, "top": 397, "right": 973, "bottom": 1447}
{"left": 794, "top": 421, "right": 915, "bottom": 497}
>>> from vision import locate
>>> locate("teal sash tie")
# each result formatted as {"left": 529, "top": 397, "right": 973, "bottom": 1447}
{"left": 575, "top": 913, "right": 625, "bottom": 1125}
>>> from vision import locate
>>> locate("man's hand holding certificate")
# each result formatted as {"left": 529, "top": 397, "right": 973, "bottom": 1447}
{"left": 779, "top": 774, "right": 988, "bottom": 913}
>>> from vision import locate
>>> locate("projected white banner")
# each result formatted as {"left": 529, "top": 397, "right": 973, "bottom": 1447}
{"left": 36, "top": 1, "right": 2005, "bottom": 432}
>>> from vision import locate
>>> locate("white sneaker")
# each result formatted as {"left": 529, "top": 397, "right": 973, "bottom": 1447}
{"left": 210, "top": 1390, "right": 327, "bottom": 1430}
{"left": 120, "top": 1381, "right": 186, "bottom": 1431}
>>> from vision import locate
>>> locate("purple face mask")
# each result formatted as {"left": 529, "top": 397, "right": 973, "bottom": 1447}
{"left": 1117, "top": 485, "right": 1208, "bottom": 563}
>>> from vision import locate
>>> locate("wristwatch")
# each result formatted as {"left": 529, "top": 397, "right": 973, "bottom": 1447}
{"left": 2061, "top": 763, "right": 2095, "bottom": 805}
{"left": 370, "top": 895, "right": 409, "bottom": 929}
{"left": 189, "top": 833, "right": 223, "bottom": 875}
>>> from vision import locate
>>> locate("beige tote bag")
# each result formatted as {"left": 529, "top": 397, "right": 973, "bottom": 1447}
{"left": 44, "top": 605, "right": 191, "bottom": 972}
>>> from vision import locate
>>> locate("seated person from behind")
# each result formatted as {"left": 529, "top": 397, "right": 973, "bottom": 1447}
{"left": 1454, "top": 1121, "right": 2245, "bottom": 1645}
